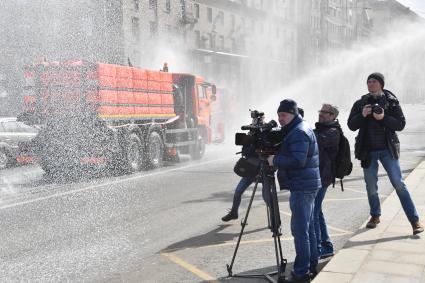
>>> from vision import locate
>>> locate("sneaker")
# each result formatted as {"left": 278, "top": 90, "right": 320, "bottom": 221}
{"left": 411, "top": 221, "right": 424, "bottom": 235}
{"left": 320, "top": 242, "right": 334, "bottom": 259}
{"left": 221, "top": 211, "right": 238, "bottom": 222}
{"left": 366, "top": 216, "right": 380, "bottom": 229}
{"left": 309, "top": 271, "right": 318, "bottom": 280}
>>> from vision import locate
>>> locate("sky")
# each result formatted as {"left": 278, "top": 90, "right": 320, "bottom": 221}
{"left": 397, "top": 0, "right": 425, "bottom": 17}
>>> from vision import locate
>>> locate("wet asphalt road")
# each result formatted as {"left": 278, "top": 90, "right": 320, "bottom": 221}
{"left": 0, "top": 105, "right": 424, "bottom": 282}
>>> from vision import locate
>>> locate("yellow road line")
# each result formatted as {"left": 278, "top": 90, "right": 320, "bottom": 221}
{"left": 161, "top": 252, "right": 219, "bottom": 282}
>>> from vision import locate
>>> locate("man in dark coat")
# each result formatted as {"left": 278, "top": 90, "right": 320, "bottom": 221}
{"left": 268, "top": 99, "right": 321, "bottom": 282}
{"left": 313, "top": 103, "right": 341, "bottom": 259}
{"left": 347, "top": 72, "right": 423, "bottom": 234}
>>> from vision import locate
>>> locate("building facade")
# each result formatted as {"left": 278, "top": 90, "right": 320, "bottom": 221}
{"left": 120, "top": 0, "right": 299, "bottom": 109}
{"left": 1, "top": 0, "right": 422, "bottom": 116}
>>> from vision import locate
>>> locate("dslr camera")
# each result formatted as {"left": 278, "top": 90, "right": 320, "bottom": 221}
{"left": 235, "top": 110, "right": 282, "bottom": 155}
{"left": 371, "top": 103, "right": 383, "bottom": 115}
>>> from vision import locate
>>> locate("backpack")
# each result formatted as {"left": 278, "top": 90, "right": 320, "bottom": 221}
{"left": 333, "top": 128, "right": 353, "bottom": 191}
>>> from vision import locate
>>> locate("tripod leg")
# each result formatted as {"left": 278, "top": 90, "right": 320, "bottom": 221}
{"left": 227, "top": 178, "right": 260, "bottom": 276}
{"left": 264, "top": 165, "right": 287, "bottom": 281}
{"left": 266, "top": 203, "right": 271, "bottom": 229}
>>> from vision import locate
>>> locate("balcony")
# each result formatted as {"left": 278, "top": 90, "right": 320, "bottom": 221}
{"left": 180, "top": 11, "right": 197, "bottom": 25}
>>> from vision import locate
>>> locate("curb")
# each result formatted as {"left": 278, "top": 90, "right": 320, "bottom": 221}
{"left": 313, "top": 159, "right": 425, "bottom": 282}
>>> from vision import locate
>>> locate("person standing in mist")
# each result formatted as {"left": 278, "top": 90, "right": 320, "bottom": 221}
{"left": 313, "top": 103, "right": 341, "bottom": 259}
{"left": 268, "top": 99, "right": 320, "bottom": 282}
{"left": 347, "top": 72, "right": 424, "bottom": 234}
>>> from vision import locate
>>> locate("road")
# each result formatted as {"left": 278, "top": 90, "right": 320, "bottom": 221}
{"left": 0, "top": 105, "right": 424, "bottom": 282}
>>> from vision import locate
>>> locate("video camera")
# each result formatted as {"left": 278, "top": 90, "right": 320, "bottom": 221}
{"left": 235, "top": 110, "right": 282, "bottom": 155}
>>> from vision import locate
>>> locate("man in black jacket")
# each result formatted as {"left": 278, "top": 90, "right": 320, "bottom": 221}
{"left": 314, "top": 103, "right": 340, "bottom": 259}
{"left": 347, "top": 72, "right": 423, "bottom": 234}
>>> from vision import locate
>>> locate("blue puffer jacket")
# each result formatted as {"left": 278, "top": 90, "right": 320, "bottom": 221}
{"left": 273, "top": 115, "right": 321, "bottom": 192}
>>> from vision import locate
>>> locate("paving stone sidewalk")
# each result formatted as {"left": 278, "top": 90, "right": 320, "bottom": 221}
{"left": 314, "top": 160, "right": 425, "bottom": 283}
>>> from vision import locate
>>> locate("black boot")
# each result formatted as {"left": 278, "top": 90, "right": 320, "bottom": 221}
{"left": 221, "top": 211, "right": 238, "bottom": 222}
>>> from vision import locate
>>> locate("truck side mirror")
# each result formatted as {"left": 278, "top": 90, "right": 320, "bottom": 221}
{"left": 210, "top": 94, "right": 217, "bottom": 101}
{"left": 212, "top": 85, "right": 216, "bottom": 94}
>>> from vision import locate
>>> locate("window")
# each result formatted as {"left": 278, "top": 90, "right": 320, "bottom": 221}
{"left": 207, "top": 7, "right": 212, "bottom": 23}
{"left": 197, "top": 85, "right": 207, "bottom": 99}
{"left": 165, "top": 0, "right": 171, "bottom": 13}
{"left": 194, "top": 3, "right": 200, "bottom": 18}
{"left": 219, "top": 35, "right": 224, "bottom": 50}
{"left": 231, "top": 38, "right": 236, "bottom": 52}
{"left": 131, "top": 17, "right": 140, "bottom": 40}
{"left": 195, "top": 30, "right": 200, "bottom": 47}
{"left": 150, "top": 21, "right": 158, "bottom": 37}
{"left": 208, "top": 33, "right": 215, "bottom": 49}
{"left": 149, "top": 0, "right": 157, "bottom": 9}
{"left": 218, "top": 11, "right": 224, "bottom": 25}
{"left": 174, "top": 26, "right": 180, "bottom": 35}
{"left": 133, "top": 0, "right": 139, "bottom": 10}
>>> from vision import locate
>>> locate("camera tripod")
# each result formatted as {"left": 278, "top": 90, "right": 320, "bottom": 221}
{"left": 226, "top": 157, "right": 287, "bottom": 283}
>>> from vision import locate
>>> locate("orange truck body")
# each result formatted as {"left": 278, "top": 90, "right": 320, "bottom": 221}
{"left": 20, "top": 60, "right": 218, "bottom": 174}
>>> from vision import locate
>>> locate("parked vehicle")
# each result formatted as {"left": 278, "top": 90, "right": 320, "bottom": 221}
{"left": 18, "top": 60, "right": 219, "bottom": 175}
{"left": 0, "top": 117, "right": 38, "bottom": 169}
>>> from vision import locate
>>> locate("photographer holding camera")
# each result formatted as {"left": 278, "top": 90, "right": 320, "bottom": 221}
{"left": 267, "top": 99, "right": 321, "bottom": 282}
{"left": 347, "top": 72, "right": 423, "bottom": 234}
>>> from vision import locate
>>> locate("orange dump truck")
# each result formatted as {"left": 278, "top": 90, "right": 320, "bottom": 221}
{"left": 19, "top": 60, "right": 218, "bottom": 174}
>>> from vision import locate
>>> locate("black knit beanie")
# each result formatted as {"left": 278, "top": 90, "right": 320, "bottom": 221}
{"left": 277, "top": 99, "right": 299, "bottom": 115}
{"left": 367, "top": 72, "right": 385, "bottom": 88}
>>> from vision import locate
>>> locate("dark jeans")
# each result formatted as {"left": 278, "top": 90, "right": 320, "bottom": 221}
{"left": 230, "top": 177, "right": 255, "bottom": 213}
{"left": 363, "top": 149, "right": 419, "bottom": 222}
{"left": 230, "top": 176, "right": 272, "bottom": 214}
{"left": 314, "top": 185, "right": 331, "bottom": 250}
{"left": 290, "top": 190, "right": 318, "bottom": 277}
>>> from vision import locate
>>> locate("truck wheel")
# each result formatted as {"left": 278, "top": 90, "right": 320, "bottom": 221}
{"left": 190, "top": 133, "right": 205, "bottom": 160}
{"left": 146, "top": 131, "right": 164, "bottom": 169}
{"left": 127, "top": 133, "right": 144, "bottom": 172}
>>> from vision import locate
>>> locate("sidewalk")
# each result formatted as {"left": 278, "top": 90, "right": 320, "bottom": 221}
{"left": 314, "top": 160, "right": 425, "bottom": 283}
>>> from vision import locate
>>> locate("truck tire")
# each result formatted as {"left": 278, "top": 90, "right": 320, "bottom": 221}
{"left": 190, "top": 131, "right": 206, "bottom": 160}
{"left": 126, "top": 132, "right": 144, "bottom": 172}
{"left": 146, "top": 131, "right": 164, "bottom": 169}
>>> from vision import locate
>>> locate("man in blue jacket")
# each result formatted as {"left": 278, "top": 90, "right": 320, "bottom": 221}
{"left": 268, "top": 99, "right": 321, "bottom": 282}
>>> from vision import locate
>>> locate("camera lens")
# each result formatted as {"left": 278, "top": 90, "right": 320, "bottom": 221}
{"left": 372, "top": 104, "right": 383, "bottom": 114}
